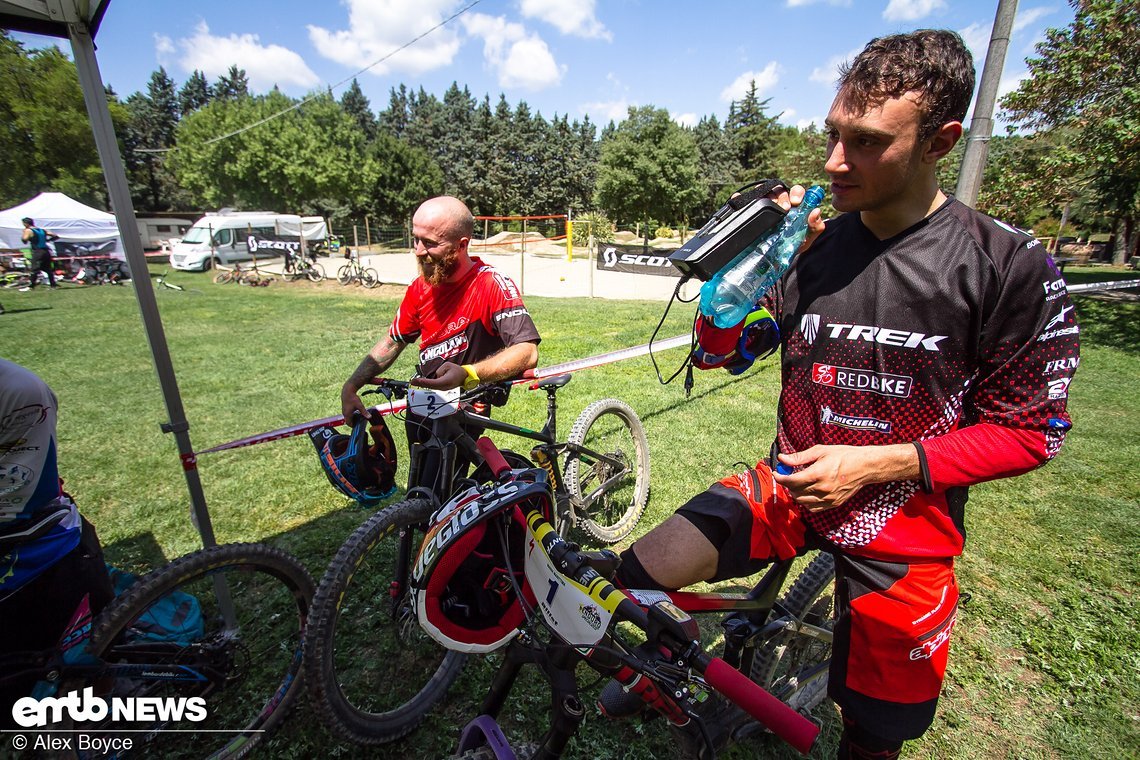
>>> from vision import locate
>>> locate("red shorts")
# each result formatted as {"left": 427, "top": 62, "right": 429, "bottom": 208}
{"left": 676, "top": 464, "right": 959, "bottom": 740}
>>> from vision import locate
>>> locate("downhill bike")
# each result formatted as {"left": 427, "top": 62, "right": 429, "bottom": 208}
{"left": 304, "top": 375, "right": 651, "bottom": 746}
{"left": 0, "top": 542, "right": 314, "bottom": 759}
{"left": 336, "top": 250, "right": 378, "bottom": 288}
{"left": 447, "top": 439, "right": 835, "bottom": 760}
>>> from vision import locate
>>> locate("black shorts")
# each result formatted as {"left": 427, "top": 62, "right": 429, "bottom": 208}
{"left": 0, "top": 517, "right": 115, "bottom": 728}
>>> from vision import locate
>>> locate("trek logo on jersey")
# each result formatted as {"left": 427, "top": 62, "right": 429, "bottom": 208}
{"left": 813, "top": 364, "right": 913, "bottom": 398}
{"left": 824, "top": 323, "right": 948, "bottom": 352}
{"left": 1042, "top": 277, "right": 1068, "bottom": 301}
{"left": 1044, "top": 357, "right": 1079, "bottom": 374}
{"left": 820, "top": 406, "right": 892, "bottom": 434}
{"left": 1047, "top": 377, "right": 1072, "bottom": 400}
{"left": 800, "top": 314, "right": 821, "bottom": 345}
{"left": 420, "top": 334, "right": 470, "bottom": 364}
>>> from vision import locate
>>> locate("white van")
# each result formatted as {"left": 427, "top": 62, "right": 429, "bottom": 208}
{"left": 169, "top": 212, "right": 328, "bottom": 271}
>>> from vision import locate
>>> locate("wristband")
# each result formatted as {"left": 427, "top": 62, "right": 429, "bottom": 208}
{"left": 461, "top": 364, "right": 480, "bottom": 391}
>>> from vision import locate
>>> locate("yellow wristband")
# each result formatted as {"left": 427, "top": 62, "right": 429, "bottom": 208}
{"left": 461, "top": 364, "right": 480, "bottom": 391}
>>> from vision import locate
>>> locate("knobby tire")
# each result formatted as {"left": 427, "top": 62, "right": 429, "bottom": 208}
{"left": 77, "top": 542, "right": 314, "bottom": 760}
{"left": 750, "top": 552, "right": 837, "bottom": 716}
{"left": 304, "top": 498, "right": 466, "bottom": 745}
{"left": 564, "top": 398, "right": 651, "bottom": 544}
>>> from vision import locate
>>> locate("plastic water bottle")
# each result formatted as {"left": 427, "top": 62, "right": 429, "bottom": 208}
{"left": 699, "top": 186, "right": 825, "bottom": 328}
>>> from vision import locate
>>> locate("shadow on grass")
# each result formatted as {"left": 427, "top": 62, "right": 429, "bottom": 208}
{"left": 0, "top": 304, "right": 53, "bottom": 315}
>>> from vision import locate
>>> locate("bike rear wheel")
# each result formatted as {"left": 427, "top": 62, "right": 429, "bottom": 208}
{"left": 336, "top": 264, "right": 354, "bottom": 285}
{"left": 305, "top": 498, "right": 466, "bottom": 744}
{"left": 213, "top": 271, "right": 232, "bottom": 284}
{"left": 306, "top": 262, "right": 326, "bottom": 282}
{"left": 76, "top": 542, "right": 313, "bottom": 759}
{"left": 362, "top": 268, "right": 379, "bottom": 288}
{"left": 564, "top": 398, "right": 651, "bottom": 544}
{"left": 750, "top": 552, "right": 836, "bottom": 716}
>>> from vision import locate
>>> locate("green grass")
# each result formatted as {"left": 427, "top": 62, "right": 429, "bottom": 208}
{"left": 0, "top": 264, "right": 1137, "bottom": 759}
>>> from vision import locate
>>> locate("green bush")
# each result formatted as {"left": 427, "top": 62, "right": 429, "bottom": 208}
{"left": 575, "top": 211, "right": 615, "bottom": 244}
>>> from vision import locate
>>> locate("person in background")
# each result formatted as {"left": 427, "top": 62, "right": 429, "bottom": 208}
{"left": 20, "top": 217, "right": 59, "bottom": 290}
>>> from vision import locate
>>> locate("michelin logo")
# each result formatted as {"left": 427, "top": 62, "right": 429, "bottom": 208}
{"left": 820, "top": 406, "right": 892, "bottom": 434}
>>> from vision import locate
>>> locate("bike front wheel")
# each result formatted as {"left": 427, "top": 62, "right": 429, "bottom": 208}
{"left": 564, "top": 398, "right": 651, "bottom": 544}
{"left": 213, "top": 271, "right": 232, "bottom": 284}
{"left": 750, "top": 552, "right": 836, "bottom": 716}
{"left": 78, "top": 542, "right": 314, "bottom": 759}
{"left": 336, "top": 264, "right": 354, "bottom": 285}
{"left": 305, "top": 498, "right": 466, "bottom": 744}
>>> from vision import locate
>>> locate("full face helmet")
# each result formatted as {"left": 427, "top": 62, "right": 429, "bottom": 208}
{"left": 411, "top": 468, "right": 554, "bottom": 654}
{"left": 309, "top": 414, "right": 398, "bottom": 507}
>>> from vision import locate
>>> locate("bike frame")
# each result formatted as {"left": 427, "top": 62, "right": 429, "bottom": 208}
{"left": 460, "top": 502, "right": 831, "bottom": 759}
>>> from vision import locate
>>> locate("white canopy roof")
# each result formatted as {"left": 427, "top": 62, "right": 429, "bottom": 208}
{"left": 0, "top": 191, "right": 123, "bottom": 254}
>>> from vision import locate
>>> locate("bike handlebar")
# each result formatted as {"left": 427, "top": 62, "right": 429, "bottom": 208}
{"left": 701, "top": 656, "right": 818, "bottom": 754}
{"left": 476, "top": 437, "right": 511, "bottom": 478}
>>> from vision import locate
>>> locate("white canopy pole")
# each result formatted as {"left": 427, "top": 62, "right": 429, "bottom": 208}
{"left": 67, "top": 21, "right": 219, "bottom": 549}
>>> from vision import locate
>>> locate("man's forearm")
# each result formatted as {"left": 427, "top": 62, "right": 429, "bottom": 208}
{"left": 345, "top": 337, "right": 403, "bottom": 389}
{"left": 469, "top": 341, "right": 538, "bottom": 383}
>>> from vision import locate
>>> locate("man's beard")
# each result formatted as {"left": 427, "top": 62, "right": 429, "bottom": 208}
{"left": 419, "top": 248, "right": 460, "bottom": 286}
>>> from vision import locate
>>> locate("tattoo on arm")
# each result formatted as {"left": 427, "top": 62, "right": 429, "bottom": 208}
{"left": 347, "top": 337, "right": 404, "bottom": 388}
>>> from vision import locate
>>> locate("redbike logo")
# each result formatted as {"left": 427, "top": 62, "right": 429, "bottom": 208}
{"left": 812, "top": 363, "right": 913, "bottom": 398}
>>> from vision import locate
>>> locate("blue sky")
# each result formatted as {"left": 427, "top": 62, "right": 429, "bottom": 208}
{"left": 18, "top": 0, "right": 1071, "bottom": 131}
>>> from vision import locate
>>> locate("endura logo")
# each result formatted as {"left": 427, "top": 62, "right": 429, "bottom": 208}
{"left": 12, "top": 687, "right": 208, "bottom": 728}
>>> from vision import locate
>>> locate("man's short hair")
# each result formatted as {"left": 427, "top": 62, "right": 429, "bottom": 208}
{"left": 837, "top": 29, "right": 975, "bottom": 141}
{"left": 21, "top": 217, "right": 33, "bottom": 226}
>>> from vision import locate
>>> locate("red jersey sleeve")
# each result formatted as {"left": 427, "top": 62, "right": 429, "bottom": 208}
{"left": 389, "top": 279, "right": 425, "bottom": 345}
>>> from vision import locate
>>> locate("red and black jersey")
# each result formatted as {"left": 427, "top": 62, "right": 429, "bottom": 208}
{"left": 389, "top": 257, "right": 540, "bottom": 377}
{"left": 766, "top": 197, "right": 1079, "bottom": 561}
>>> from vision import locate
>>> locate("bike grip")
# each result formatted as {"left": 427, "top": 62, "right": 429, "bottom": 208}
{"left": 704, "top": 657, "right": 818, "bottom": 755}
{"left": 476, "top": 436, "right": 511, "bottom": 478}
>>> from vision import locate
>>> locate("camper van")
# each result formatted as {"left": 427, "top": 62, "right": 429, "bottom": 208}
{"left": 136, "top": 217, "right": 193, "bottom": 250}
{"left": 169, "top": 212, "right": 328, "bottom": 271}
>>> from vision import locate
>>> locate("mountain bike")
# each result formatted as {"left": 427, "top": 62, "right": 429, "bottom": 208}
{"left": 336, "top": 250, "right": 378, "bottom": 288}
{"left": 282, "top": 251, "right": 326, "bottom": 282}
{"left": 0, "top": 542, "right": 314, "bottom": 759}
{"left": 447, "top": 439, "right": 834, "bottom": 760}
{"left": 304, "top": 375, "right": 651, "bottom": 745}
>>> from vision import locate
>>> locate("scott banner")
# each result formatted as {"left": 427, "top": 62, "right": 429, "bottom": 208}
{"left": 246, "top": 233, "right": 302, "bottom": 256}
{"left": 595, "top": 243, "right": 682, "bottom": 278}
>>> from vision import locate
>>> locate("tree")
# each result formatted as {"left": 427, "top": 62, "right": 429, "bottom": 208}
{"left": 366, "top": 131, "right": 444, "bottom": 222}
{"left": 0, "top": 32, "right": 128, "bottom": 208}
{"left": 726, "top": 80, "right": 781, "bottom": 184}
{"left": 1001, "top": 0, "right": 1140, "bottom": 261}
{"left": 214, "top": 65, "right": 250, "bottom": 101}
{"left": 171, "top": 90, "right": 370, "bottom": 217}
{"left": 594, "top": 106, "right": 702, "bottom": 229}
{"left": 340, "top": 79, "right": 376, "bottom": 143}
{"left": 179, "top": 70, "right": 212, "bottom": 115}
{"left": 690, "top": 114, "right": 741, "bottom": 221}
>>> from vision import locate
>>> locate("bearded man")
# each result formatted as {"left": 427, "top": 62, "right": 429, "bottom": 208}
{"left": 340, "top": 196, "right": 540, "bottom": 460}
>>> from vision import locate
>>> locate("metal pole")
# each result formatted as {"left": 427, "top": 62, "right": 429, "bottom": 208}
{"left": 67, "top": 22, "right": 219, "bottom": 549}
{"left": 956, "top": 0, "right": 1019, "bottom": 208}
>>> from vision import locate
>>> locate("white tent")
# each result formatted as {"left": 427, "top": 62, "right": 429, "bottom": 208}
{"left": 0, "top": 191, "right": 124, "bottom": 258}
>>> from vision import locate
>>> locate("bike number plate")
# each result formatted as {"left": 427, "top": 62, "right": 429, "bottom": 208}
{"left": 408, "top": 387, "right": 461, "bottom": 419}
{"left": 523, "top": 524, "right": 614, "bottom": 646}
